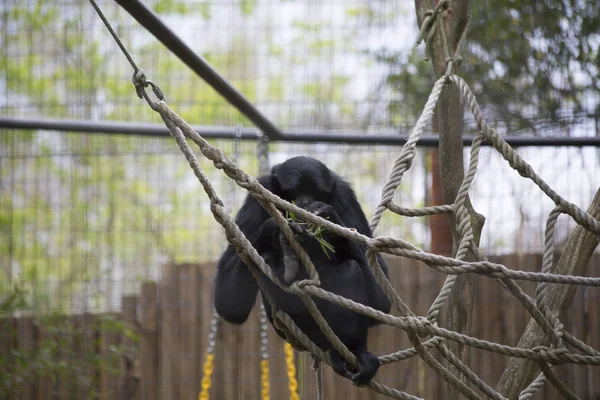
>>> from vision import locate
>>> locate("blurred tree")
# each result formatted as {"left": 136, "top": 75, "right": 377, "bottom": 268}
{"left": 375, "top": 0, "right": 600, "bottom": 136}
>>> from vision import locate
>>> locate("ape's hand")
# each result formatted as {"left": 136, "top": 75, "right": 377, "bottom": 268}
{"left": 283, "top": 220, "right": 309, "bottom": 244}
{"left": 306, "top": 201, "right": 341, "bottom": 225}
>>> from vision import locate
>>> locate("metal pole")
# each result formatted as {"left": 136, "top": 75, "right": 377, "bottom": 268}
{"left": 3, "top": 116, "right": 600, "bottom": 147}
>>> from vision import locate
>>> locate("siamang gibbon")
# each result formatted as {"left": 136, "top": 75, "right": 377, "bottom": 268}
{"left": 214, "top": 156, "right": 391, "bottom": 386}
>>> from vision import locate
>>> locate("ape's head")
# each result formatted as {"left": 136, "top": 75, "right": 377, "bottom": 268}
{"left": 271, "top": 156, "right": 336, "bottom": 208}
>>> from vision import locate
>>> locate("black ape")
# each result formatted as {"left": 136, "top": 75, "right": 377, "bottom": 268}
{"left": 213, "top": 156, "right": 391, "bottom": 385}
{"left": 253, "top": 201, "right": 382, "bottom": 385}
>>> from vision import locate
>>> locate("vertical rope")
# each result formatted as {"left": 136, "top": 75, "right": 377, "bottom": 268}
{"left": 313, "top": 357, "right": 324, "bottom": 400}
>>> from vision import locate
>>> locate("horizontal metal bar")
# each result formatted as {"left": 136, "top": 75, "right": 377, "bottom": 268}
{"left": 2, "top": 116, "right": 600, "bottom": 147}
{"left": 0, "top": 117, "right": 260, "bottom": 140}
{"left": 113, "top": 0, "right": 284, "bottom": 140}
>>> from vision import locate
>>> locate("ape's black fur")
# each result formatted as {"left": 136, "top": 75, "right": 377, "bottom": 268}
{"left": 213, "top": 156, "right": 391, "bottom": 385}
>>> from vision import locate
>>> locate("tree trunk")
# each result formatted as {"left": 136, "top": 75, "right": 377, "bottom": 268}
{"left": 429, "top": 151, "right": 453, "bottom": 255}
{"left": 414, "top": 1, "right": 480, "bottom": 398}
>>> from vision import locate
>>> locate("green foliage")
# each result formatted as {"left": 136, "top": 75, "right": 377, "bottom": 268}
{"left": 0, "top": 287, "right": 134, "bottom": 399}
{"left": 285, "top": 205, "right": 336, "bottom": 259}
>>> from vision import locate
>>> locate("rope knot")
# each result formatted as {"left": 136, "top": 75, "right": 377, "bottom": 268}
{"left": 291, "top": 279, "right": 321, "bottom": 292}
{"left": 531, "top": 346, "right": 567, "bottom": 364}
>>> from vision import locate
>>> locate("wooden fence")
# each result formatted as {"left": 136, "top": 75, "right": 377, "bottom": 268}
{"left": 1, "top": 254, "right": 599, "bottom": 399}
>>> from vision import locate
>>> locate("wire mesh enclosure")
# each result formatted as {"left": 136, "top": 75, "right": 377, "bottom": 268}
{"left": 1, "top": 0, "right": 600, "bottom": 399}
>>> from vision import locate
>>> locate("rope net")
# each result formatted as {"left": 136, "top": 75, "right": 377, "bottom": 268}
{"left": 145, "top": 73, "right": 600, "bottom": 400}
{"left": 88, "top": 2, "right": 600, "bottom": 398}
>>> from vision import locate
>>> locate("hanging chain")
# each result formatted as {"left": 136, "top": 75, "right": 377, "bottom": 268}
{"left": 199, "top": 309, "right": 219, "bottom": 400}
{"left": 284, "top": 343, "right": 300, "bottom": 400}
{"left": 225, "top": 125, "right": 243, "bottom": 215}
{"left": 233, "top": 124, "right": 242, "bottom": 166}
{"left": 260, "top": 302, "right": 271, "bottom": 400}
{"left": 257, "top": 133, "right": 270, "bottom": 176}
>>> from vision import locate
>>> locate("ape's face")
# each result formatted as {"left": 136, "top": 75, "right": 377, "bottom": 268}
{"left": 271, "top": 156, "right": 335, "bottom": 208}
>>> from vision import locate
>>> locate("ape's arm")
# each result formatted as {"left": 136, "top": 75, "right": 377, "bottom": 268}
{"left": 331, "top": 178, "right": 392, "bottom": 318}
{"left": 213, "top": 175, "right": 273, "bottom": 324}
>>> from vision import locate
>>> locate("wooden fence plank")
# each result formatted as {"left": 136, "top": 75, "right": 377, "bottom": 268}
{"left": 178, "top": 264, "right": 198, "bottom": 397}
{"left": 99, "top": 314, "right": 122, "bottom": 400}
{"left": 567, "top": 287, "right": 589, "bottom": 399}
{"left": 2, "top": 255, "right": 598, "bottom": 400}
{"left": 197, "top": 264, "right": 222, "bottom": 400}
{"left": 212, "top": 317, "right": 226, "bottom": 400}
{"left": 416, "top": 258, "right": 441, "bottom": 400}
{"left": 160, "top": 263, "right": 179, "bottom": 400}
{"left": 266, "top": 318, "right": 289, "bottom": 400}
{"left": 240, "top": 299, "right": 261, "bottom": 400}
{"left": 140, "top": 282, "right": 159, "bottom": 400}
{"left": 222, "top": 319, "right": 240, "bottom": 400}
{"left": 36, "top": 321, "right": 52, "bottom": 400}
{"left": 480, "top": 259, "right": 505, "bottom": 390}
{"left": 120, "top": 296, "right": 139, "bottom": 400}
{"left": 587, "top": 254, "right": 600, "bottom": 399}
{"left": 588, "top": 283, "right": 600, "bottom": 398}
{"left": 17, "top": 316, "right": 37, "bottom": 400}
{"left": 78, "top": 314, "right": 99, "bottom": 399}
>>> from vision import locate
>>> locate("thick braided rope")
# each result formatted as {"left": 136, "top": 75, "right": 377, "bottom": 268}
{"left": 518, "top": 373, "right": 545, "bottom": 400}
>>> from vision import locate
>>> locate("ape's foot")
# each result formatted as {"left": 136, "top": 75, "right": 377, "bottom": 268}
{"left": 329, "top": 351, "right": 353, "bottom": 380}
{"left": 329, "top": 350, "right": 379, "bottom": 386}
{"left": 350, "top": 351, "right": 380, "bottom": 387}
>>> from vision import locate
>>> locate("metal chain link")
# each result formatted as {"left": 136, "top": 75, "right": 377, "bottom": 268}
{"left": 257, "top": 134, "right": 270, "bottom": 176}
{"left": 206, "top": 308, "right": 219, "bottom": 355}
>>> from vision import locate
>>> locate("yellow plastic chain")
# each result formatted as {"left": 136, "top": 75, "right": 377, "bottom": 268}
{"left": 260, "top": 358, "right": 270, "bottom": 400}
{"left": 199, "top": 354, "right": 215, "bottom": 400}
{"left": 284, "top": 343, "right": 300, "bottom": 400}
